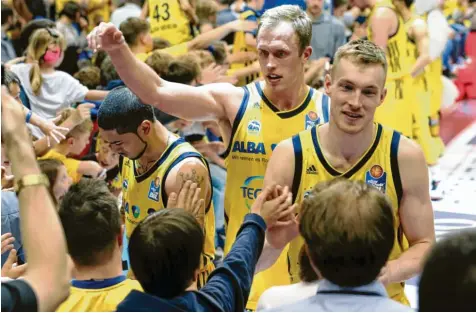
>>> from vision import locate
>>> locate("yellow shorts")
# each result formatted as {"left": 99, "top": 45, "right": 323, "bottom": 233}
{"left": 375, "top": 79, "right": 413, "bottom": 137}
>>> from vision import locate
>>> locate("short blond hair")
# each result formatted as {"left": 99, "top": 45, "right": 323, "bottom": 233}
{"left": 56, "top": 108, "right": 93, "bottom": 141}
{"left": 332, "top": 39, "right": 387, "bottom": 78}
{"left": 145, "top": 50, "right": 174, "bottom": 76}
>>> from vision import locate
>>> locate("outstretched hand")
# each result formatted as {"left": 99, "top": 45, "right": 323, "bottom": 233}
{"left": 168, "top": 180, "right": 205, "bottom": 227}
{"left": 87, "top": 22, "right": 126, "bottom": 52}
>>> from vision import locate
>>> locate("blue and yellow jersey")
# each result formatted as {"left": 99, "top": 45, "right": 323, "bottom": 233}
{"left": 120, "top": 137, "right": 215, "bottom": 287}
{"left": 56, "top": 276, "right": 141, "bottom": 312}
{"left": 290, "top": 123, "right": 409, "bottom": 305}
{"left": 148, "top": 0, "right": 196, "bottom": 45}
{"left": 223, "top": 81, "right": 330, "bottom": 309}
{"left": 230, "top": 8, "right": 260, "bottom": 86}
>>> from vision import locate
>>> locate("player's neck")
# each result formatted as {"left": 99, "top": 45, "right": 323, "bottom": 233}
{"left": 73, "top": 249, "right": 124, "bottom": 281}
{"left": 324, "top": 121, "right": 376, "bottom": 161}
{"left": 263, "top": 81, "right": 308, "bottom": 111}
{"left": 137, "top": 122, "right": 171, "bottom": 165}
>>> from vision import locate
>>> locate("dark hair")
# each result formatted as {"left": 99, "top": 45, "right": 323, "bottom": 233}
{"left": 59, "top": 179, "right": 121, "bottom": 266}
{"left": 162, "top": 55, "right": 201, "bottom": 85}
{"left": 404, "top": 0, "right": 414, "bottom": 8}
{"left": 3, "top": 69, "right": 20, "bottom": 87}
{"left": 333, "top": 0, "right": 348, "bottom": 8}
{"left": 119, "top": 17, "right": 150, "bottom": 46}
{"left": 418, "top": 230, "right": 476, "bottom": 311}
{"left": 98, "top": 86, "right": 156, "bottom": 134}
{"left": 300, "top": 179, "right": 395, "bottom": 287}
{"left": 60, "top": 1, "right": 81, "bottom": 20}
{"left": 74, "top": 66, "right": 101, "bottom": 89}
{"left": 299, "top": 246, "right": 318, "bottom": 283}
{"left": 209, "top": 41, "right": 227, "bottom": 65}
{"left": 1, "top": 5, "right": 13, "bottom": 26}
{"left": 38, "top": 159, "right": 64, "bottom": 205}
{"left": 100, "top": 56, "right": 120, "bottom": 86}
{"left": 18, "top": 19, "right": 56, "bottom": 56}
{"left": 129, "top": 208, "right": 204, "bottom": 298}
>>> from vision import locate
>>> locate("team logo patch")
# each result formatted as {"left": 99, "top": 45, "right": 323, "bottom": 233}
{"left": 132, "top": 205, "right": 140, "bottom": 218}
{"left": 148, "top": 177, "right": 161, "bottom": 202}
{"left": 124, "top": 202, "right": 129, "bottom": 214}
{"left": 247, "top": 120, "right": 261, "bottom": 135}
{"left": 122, "top": 179, "right": 128, "bottom": 191}
{"left": 147, "top": 208, "right": 156, "bottom": 215}
{"left": 365, "top": 165, "right": 387, "bottom": 193}
{"left": 305, "top": 111, "right": 320, "bottom": 130}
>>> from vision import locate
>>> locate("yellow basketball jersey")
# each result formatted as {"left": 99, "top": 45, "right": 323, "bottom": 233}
{"left": 56, "top": 276, "right": 142, "bottom": 312}
{"left": 120, "top": 137, "right": 215, "bottom": 286}
{"left": 404, "top": 16, "right": 429, "bottom": 93}
{"left": 291, "top": 123, "right": 409, "bottom": 305}
{"left": 230, "top": 10, "right": 260, "bottom": 86}
{"left": 223, "top": 81, "right": 330, "bottom": 309}
{"left": 148, "top": 0, "right": 195, "bottom": 45}
{"left": 368, "top": 0, "right": 413, "bottom": 137}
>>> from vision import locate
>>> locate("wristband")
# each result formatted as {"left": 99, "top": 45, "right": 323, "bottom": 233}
{"left": 14, "top": 174, "right": 50, "bottom": 195}
{"left": 25, "top": 111, "right": 32, "bottom": 123}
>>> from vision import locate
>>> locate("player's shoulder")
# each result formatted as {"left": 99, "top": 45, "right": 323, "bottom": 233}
{"left": 397, "top": 134, "right": 426, "bottom": 166}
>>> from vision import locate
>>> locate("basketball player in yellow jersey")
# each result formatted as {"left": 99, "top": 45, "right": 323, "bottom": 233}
{"left": 394, "top": 0, "right": 438, "bottom": 166}
{"left": 230, "top": 0, "right": 263, "bottom": 86}
{"left": 141, "top": 0, "right": 197, "bottom": 45}
{"left": 257, "top": 40, "right": 435, "bottom": 306}
{"left": 89, "top": 5, "right": 330, "bottom": 309}
{"left": 97, "top": 87, "right": 215, "bottom": 288}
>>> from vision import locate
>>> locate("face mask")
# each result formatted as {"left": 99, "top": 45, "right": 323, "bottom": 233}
{"left": 43, "top": 48, "right": 61, "bottom": 65}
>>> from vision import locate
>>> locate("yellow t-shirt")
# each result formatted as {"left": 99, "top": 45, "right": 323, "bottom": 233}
{"left": 56, "top": 276, "right": 141, "bottom": 312}
{"left": 135, "top": 42, "right": 189, "bottom": 62}
{"left": 38, "top": 149, "right": 81, "bottom": 183}
{"left": 291, "top": 123, "right": 409, "bottom": 305}
{"left": 87, "top": 0, "right": 110, "bottom": 31}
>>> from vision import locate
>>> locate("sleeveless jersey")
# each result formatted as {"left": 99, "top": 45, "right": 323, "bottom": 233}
{"left": 290, "top": 123, "right": 409, "bottom": 305}
{"left": 230, "top": 10, "right": 260, "bottom": 86}
{"left": 120, "top": 137, "right": 215, "bottom": 287}
{"left": 223, "top": 81, "right": 331, "bottom": 309}
{"left": 148, "top": 0, "right": 195, "bottom": 45}
{"left": 404, "top": 16, "right": 429, "bottom": 93}
{"left": 367, "top": 0, "right": 414, "bottom": 137}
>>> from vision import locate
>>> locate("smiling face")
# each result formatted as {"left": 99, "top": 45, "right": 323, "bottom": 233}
{"left": 257, "top": 22, "right": 312, "bottom": 93}
{"left": 325, "top": 57, "right": 387, "bottom": 134}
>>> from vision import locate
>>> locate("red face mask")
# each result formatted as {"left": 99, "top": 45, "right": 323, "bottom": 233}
{"left": 43, "top": 48, "right": 61, "bottom": 64}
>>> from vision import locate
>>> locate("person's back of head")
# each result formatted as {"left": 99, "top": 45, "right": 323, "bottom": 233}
{"left": 59, "top": 179, "right": 122, "bottom": 267}
{"left": 300, "top": 179, "right": 395, "bottom": 287}
{"left": 418, "top": 230, "right": 476, "bottom": 312}
{"left": 161, "top": 54, "right": 201, "bottom": 85}
{"left": 27, "top": 28, "right": 66, "bottom": 95}
{"left": 208, "top": 41, "right": 228, "bottom": 65}
{"left": 129, "top": 208, "right": 204, "bottom": 298}
{"left": 152, "top": 37, "right": 171, "bottom": 50}
{"left": 74, "top": 66, "right": 101, "bottom": 89}
{"left": 119, "top": 17, "right": 150, "bottom": 47}
{"left": 100, "top": 56, "right": 121, "bottom": 87}
{"left": 60, "top": 1, "right": 81, "bottom": 21}
{"left": 98, "top": 86, "right": 156, "bottom": 134}
{"left": 196, "top": 0, "right": 219, "bottom": 24}
{"left": 298, "top": 246, "right": 319, "bottom": 283}
{"left": 145, "top": 50, "right": 174, "bottom": 77}
{"left": 1, "top": 5, "right": 14, "bottom": 26}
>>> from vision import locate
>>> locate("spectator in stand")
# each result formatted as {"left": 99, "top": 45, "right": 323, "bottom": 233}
{"left": 1, "top": 6, "right": 18, "bottom": 62}
{"left": 110, "top": 0, "right": 143, "bottom": 28}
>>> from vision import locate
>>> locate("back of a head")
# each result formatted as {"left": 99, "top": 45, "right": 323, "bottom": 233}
{"left": 56, "top": 108, "right": 93, "bottom": 140}
{"left": 100, "top": 56, "right": 121, "bottom": 87}
{"left": 152, "top": 37, "right": 171, "bottom": 50}
{"left": 129, "top": 208, "right": 204, "bottom": 298}
{"left": 145, "top": 50, "right": 174, "bottom": 76}
{"left": 419, "top": 230, "right": 476, "bottom": 312}
{"left": 3, "top": 69, "right": 20, "bottom": 90}
{"left": 1, "top": 5, "right": 13, "bottom": 26}
{"left": 119, "top": 17, "right": 150, "bottom": 46}
{"left": 300, "top": 179, "right": 395, "bottom": 287}
{"left": 59, "top": 179, "right": 121, "bottom": 266}
{"left": 60, "top": 1, "right": 81, "bottom": 20}
{"left": 208, "top": 41, "right": 227, "bottom": 65}
{"left": 196, "top": 0, "right": 219, "bottom": 23}
{"left": 161, "top": 54, "right": 201, "bottom": 85}
{"left": 258, "top": 5, "right": 312, "bottom": 54}
{"left": 98, "top": 86, "right": 156, "bottom": 134}
{"left": 74, "top": 66, "right": 101, "bottom": 89}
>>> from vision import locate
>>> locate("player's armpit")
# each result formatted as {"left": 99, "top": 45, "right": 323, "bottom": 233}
{"left": 369, "top": 7, "right": 397, "bottom": 50}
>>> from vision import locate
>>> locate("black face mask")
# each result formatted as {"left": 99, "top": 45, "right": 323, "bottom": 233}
{"left": 129, "top": 132, "right": 148, "bottom": 160}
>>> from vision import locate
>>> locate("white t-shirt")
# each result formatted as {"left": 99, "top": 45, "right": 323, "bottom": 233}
{"left": 427, "top": 9, "right": 452, "bottom": 60}
{"left": 110, "top": 3, "right": 142, "bottom": 28}
{"left": 10, "top": 63, "right": 89, "bottom": 138}
{"left": 256, "top": 281, "right": 319, "bottom": 311}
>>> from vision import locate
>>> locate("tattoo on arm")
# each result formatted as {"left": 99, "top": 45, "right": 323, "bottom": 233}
{"left": 178, "top": 169, "right": 205, "bottom": 187}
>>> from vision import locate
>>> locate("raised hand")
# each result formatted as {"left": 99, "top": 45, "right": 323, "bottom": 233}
{"left": 87, "top": 22, "right": 126, "bottom": 52}
{"left": 39, "top": 116, "right": 69, "bottom": 147}
{"left": 251, "top": 185, "right": 298, "bottom": 228}
{"left": 1, "top": 249, "right": 28, "bottom": 279}
{"left": 167, "top": 180, "right": 205, "bottom": 227}
{"left": 1, "top": 233, "right": 15, "bottom": 254}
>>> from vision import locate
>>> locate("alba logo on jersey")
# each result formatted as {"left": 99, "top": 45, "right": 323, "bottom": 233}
{"left": 131, "top": 205, "right": 140, "bottom": 219}
{"left": 148, "top": 177, "right": 161, "bottom": 202}
{"left": 232, "top": 141, "right": 266, "bottom": 154}
{"left": 247, "top": 120, "right": 261, "bottom": 135}
{"left": 365, "top": 165, "right": 387, "bottom": 193}
{"left": 240, "top": 175, "right": 264, "bottom": 210}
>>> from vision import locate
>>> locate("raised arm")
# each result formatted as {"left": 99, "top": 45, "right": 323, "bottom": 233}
{"left": 410, "top": 19, "right": 431, "bottom": 78}
{"left": 88, "top": 23, "right": 243, "bottom": 124}
{"left": 379, "top": 137, "right": 435, "bottom": 285}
